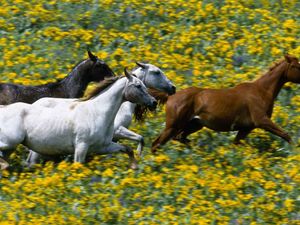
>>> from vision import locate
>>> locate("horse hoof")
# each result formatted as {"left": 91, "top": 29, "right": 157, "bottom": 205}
{"left": 137, "top": 149, "right": 143, "bottom": 158}
{"left": 0, "top": 163, "right": 9, "bottom": 170}
{"left": 130, "top": 163, "right": 138, "bottom": 170}
{"left": 0, "top": 158, "right": 9, "bottom": 170}
{"left": 174, "top": 136, "right": 191, "bottom": 144}
{"left": 151, "top": 149, "right": 157, "bottom": 155}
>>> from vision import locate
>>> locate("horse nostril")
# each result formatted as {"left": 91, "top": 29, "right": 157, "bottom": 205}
{"left": 150, "top": 100, "right": 157, "bottom": 111}
{"left": 171, "top": 86, "right": 176, "bottom": 94}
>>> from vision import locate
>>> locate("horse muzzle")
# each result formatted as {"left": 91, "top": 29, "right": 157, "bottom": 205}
{"left": 168, "top": 85, "right": 176, "bottom": 95}
{"left": 148, "top": 100, "right": 157, "bottom": 111}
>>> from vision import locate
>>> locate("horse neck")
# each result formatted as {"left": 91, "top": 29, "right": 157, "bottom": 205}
{"left": 61, "top": 60, "right": 91, "bottom": 98}
{"left": 120, "top": 101, "right": 137, "bottom": 114}
{"left": 255, "top": 61, "right": 287, "bottom": 100}
{"left": 90, "top": 78, "right": 127, "bottom": 119}
{"left": 126, "top": 67, "right": 145, "bottom": 112}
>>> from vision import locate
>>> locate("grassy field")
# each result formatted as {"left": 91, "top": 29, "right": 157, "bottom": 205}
{"left": 0, "top": 0, "right": 300, "bottom": 224}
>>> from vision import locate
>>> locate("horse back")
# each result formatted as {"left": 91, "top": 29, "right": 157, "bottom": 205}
{"left": 0, "top": 83, "right": 64, "bottom": 104}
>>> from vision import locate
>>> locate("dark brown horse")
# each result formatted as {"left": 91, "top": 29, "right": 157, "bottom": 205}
{"left": 0, "top": 51, "right": 115, "bottom": 104}
{"left": 152, "top": 55, "right": 300, "bottom": 153}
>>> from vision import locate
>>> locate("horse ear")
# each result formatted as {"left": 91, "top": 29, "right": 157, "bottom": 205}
{"left": 284, "top": 53, "right": 293, "bottom": 63}
{"left": 136, "top": 61, "right": 147, "bottom": 69}
{"left": 124, "top": 67, "right": 133, "bottom": 81}
{"left": 88, "top": 50, "right": 97, "bottom": 62}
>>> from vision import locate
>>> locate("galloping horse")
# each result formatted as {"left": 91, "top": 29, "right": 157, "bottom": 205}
{"left": 0, "top": 50, "right": 115, "bottom": 169}
{"left": 152, "top": 55, "right": 300, "bottom": 153}
{"left": 0, "top": 69, "right": 157, "bottom": 169}
{"left": 113, "top": 62, "right": 175, "bottom": 155}
{"left": 26, "top": 63, "right": 175, "bottom": 166}
{"left": 0, "top": 50, "right": 115, "bottom": 104}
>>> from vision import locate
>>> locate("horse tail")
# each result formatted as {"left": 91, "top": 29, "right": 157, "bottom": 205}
{"left": 147, "top": 88, "right": 170, "bottom": 105}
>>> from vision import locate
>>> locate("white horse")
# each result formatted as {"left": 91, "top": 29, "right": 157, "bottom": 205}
{"left": 0, "top": 69, "right": 157, "bottom": 169}
{"left": 27, "top": 63, "right": 175, "bottom": 166}
{"left": 113, "top": 62, "right": 175, "bottom": 154}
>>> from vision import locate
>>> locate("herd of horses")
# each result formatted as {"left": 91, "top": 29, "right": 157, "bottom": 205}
{"left": 0, "top": 51, "right": 299, "bottom": 170}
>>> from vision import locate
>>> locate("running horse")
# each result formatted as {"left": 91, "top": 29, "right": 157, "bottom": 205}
{"left": 0, "top": 69, "right": 157, "bottom": 169}
{"left": 0, "top": 50, "right": 115, "bottom": 104}
{"left": 25, "top": 63, "right": 175, "bottom": 167}
{"left": 0, "top": 50, "right": 115, "bottom": 169}
{"left": 152, "top": 54, "right": 300, "bottom": 153}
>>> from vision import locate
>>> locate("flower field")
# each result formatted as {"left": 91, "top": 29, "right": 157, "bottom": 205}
{"left": 1, "top": 0, "right": 300, "bottom": 224}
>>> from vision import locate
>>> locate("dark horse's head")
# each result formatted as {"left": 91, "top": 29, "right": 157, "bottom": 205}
{"left": 284, "top": 54, "right": 300, "bottom": 84}
{"left": 85, "top": 50, "right": 115, "bottom": 82}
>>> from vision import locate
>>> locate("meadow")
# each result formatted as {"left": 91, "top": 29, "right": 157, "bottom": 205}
{"left": 0, "top": 0, "right": 300, "bottom": 224}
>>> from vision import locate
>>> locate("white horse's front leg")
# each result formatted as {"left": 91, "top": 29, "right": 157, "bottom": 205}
{"left": 74, "top": 142, "right": 89, "bottom": 163}
{"left": 114, "top": 126, "right": 144, "bottom": 157}
{"left": 100, "top": 142, "right": 138, "bottom": 170}
{"left": 26, "top": 150, "right": 43, "bottom": 167}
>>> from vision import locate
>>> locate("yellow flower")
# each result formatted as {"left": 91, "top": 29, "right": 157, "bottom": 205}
{"left": 102, "top": 168, "right": 114, "bottom": 177}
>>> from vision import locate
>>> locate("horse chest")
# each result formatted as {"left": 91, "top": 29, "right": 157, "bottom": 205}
{"left": 114, "top": 102, "right": 135, "bottom": 129}
{"left": 75, "top": 116, "right": 114, "bottom": 141}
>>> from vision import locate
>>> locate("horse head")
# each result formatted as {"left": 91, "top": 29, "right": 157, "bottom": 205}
{"left": 86, "top": 50, "right": 115, "bottom": 82}
{"left": 135, "top": 62, "right": 176, "bottom": 95}
{"left": 124, "top": 68, "right": 157, "bottom": 111}
{"left": 284, "top": 54, "right": 300, "bottom": 84}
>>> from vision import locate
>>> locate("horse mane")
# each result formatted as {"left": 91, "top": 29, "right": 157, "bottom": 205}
{"left": 34, "top": 60, "right": 88, "bottom": 88}
{"left": 80, "top": 76, "right": 120, "bottom": 101}
{"left": 134, "top": 88, "right": 169, "bottom": 122}
{"left": 268, "top": 59, "right": 286, "bottom": 72}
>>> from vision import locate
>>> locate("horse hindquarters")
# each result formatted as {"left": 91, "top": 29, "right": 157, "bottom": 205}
{"left": 151, "top": 89, "right": 199, "bottom": 152}
{"left": 0, "top": 104, "right": 28, "bottom": 151}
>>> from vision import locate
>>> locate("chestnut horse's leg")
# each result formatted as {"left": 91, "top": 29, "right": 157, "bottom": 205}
{"left": 152, "top": 89, "right": 200, "bottom": 153}
{"left": 233, "top": 129, "right": 253, "bottom": 144}
{"left": 174, "top": 117, "right": 203, "bottom": 144}
{"left": 255, "top": 117, "right": 292, "bottom": 143}
{"left": 151, "top": 127, "right": 178, "bottom": 153}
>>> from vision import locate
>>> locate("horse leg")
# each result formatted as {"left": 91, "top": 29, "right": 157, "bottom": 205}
{"left": 26, "top": 150, "right": 44, "bottom": 167}
{"left": 114, "top": 126, "right": 144, "bottom": 157}
{"left": 74, "top": 143, "right": 89, "bottom": 163}
{"left": 174, "top": 117, "right": 203, "bottom": 144}
{"left": 151, "top": 127, "right": 178, "bottom": 153}
{"left": 0, "top": 146, "right": 14, "bottom": 170}
{"left": 234, "top": 129, "right": 253, "bottom": 144}
{"left": 98, "top": 142, "right": 138, "bottom": 170}
{"left": 0, "top": 157, "right": 9, "bottom": 170}
{"left": 255, "top": 117, "right": 291, "bottom": 143}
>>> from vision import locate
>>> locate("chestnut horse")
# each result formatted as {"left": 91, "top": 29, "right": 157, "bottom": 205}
{"left": 152, "top": 55, "right": 300, "bottom": 153}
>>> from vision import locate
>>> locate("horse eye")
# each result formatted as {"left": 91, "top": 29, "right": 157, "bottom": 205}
{"left": 136, "top": 84, "right": 142, "bottom": 89}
